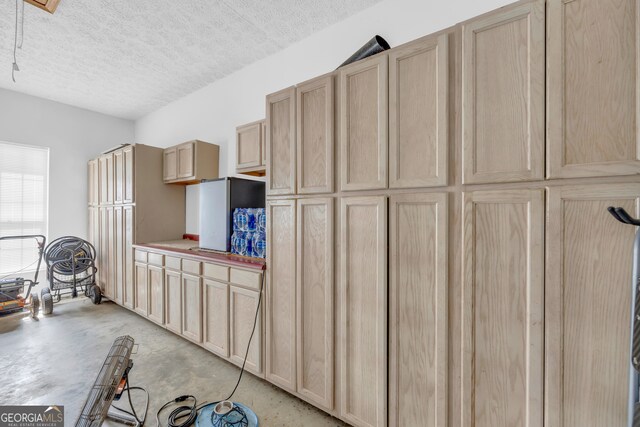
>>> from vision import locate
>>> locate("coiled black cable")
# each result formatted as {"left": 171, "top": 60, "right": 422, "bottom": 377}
{"left": 155, "top": 395, "right": 202, "bottom": 427}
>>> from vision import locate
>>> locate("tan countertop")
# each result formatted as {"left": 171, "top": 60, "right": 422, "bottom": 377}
{"left": 133, "top": 239, "right": 266, "bottom": 271}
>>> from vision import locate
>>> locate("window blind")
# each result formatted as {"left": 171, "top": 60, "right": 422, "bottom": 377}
{"left": 0, "top": 141, "right": 49, "bottom": 276}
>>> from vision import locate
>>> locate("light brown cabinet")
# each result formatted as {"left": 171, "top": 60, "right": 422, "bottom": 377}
{"left": 236, "top": 120, "right": 265, "bottom": 175}
{"left": 547, "top": 0, "right": 640, "bottom": 178}
{"left": 203, "top": 279, "right": 229, "bottom": 357}
{"left": 296, "top": 198, "right": 334, "bottom": 410}
{"left": 113, "top": 206, "right": 124, "bottom": 305}
{"left": 461, "top": 0, "right": 545, "bottom": 184}
{"left": 114, "top": 149, "right": 124, "bottom": 204}
{"left": 545, "top": 184, "right": 640, "bottom": 426}
{"left": 98, "top": 153, "right": 113, "bottom": 205}
{"left": 134, "top": 262, "right": 148, "bottom": 316}
{"left": 339, "top": 196, "right": 387, "bottom": 427}
{"left": 265, "top": 200, "right": 297, "bottom": 391}
{"left": 296, "top": 75, "right": 334, "bottom": 194}
{"left": 389, "top": 34, "right": 448, "bottom": 188}
{"left": 123, "top": 206, "right": 134, "bottom": 309}
{"left": 148, "top": 264, "right": 165, "bottom": 325}
{"left": 266, "top": 87, "right": 296, "bottom": 196}
{"left": 123, "top": 146, "right": 134, "bottom": 204}
{"left": 162, "top": 140, "right": 220, "bottom": 184}
{"left": 230, "top": 285, "right": 262, "bottom": 374}
{"left": 182, "top": 273, "right": 203, "bottom": 343}
{"left": 461, "top": 189, "right": 544, "bottom": 427}
{"left": 388, "top": 193, "right": 447, "bottom": 427}
{"left": 339, "top": 55, "right": 388, "bottom": 192}
{"left": 164, "top": 268, "right": 182, "bottom": 334}
{"left": 88, "top": 159, "right": 98, "bottom": 206}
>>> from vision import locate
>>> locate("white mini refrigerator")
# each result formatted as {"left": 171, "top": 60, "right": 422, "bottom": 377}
{"left": 199, "top": 177, "right": 265, "bottom": 252}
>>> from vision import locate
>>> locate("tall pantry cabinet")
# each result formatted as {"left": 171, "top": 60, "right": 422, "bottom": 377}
{"left": 87, "top": 144, "right": 185, "bottom": 305}
{"left": 265, "top": 0, "right": 640, "bottom": 425}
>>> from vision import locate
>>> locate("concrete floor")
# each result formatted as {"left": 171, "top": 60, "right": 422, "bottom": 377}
{"left": 0, "top": 297, "right": 347, "bottom": 426}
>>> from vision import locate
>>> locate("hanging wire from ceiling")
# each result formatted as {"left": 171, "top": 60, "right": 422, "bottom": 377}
{"left": 12, "top": 0, "right": 25, "bottom": 82}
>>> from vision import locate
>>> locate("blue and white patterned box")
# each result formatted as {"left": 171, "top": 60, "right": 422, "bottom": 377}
{"left": 232, "top": 208, "right": 266, "bottom": 258}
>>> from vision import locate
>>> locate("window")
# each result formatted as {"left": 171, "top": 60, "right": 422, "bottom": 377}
{"left": 0, "top": 141, "right": 49, "bottom": 276}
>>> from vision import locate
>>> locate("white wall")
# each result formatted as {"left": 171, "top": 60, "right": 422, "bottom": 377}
{"left": 0, "top": 88, "right": 134, "bottom": 241}
{"left": 135, "top": 0, "right": 514, "bottom": 233}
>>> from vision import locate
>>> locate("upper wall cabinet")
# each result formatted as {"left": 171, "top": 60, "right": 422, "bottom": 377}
{"left": 389, "top": 34, "right": 448, "bottom": 189}
{"left": 162, "top": 140, "right": 220, "bottom": 184}
{"left": 339, "top": 54, "right": 389, "bottom": 191}
{"left": 236, "top": 119, "right": 266, "bottom": 176}
{"left": 267, "top": 87, "right": 297, "bottom": 196}
{"left": 461, "top": 0, "right": 545, "bottom": 184}
{"left": 296, "top": 75, "right": 334, "bottom": 194}
{"left": 547, "top": 0, "right": 640, "bottom": 178}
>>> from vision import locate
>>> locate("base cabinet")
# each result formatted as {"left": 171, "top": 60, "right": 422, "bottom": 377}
{"left": 339, "top": 196, "right": 388, "bottom": 427}
{"left": 181, "top": 273, "right": 203, "bottom": 343}
{"left": 203, "top": 279, "right": 229, "bottom": 357}
{"left": 134, "top": 262, "right": 148, "bottom": 316}
{"left": 147, "top": 265, "right": 164, "bottom": 325}
{"left": 164, "top": 269, "right": 182, "bottom": 334}
{"left": 230, "top": 286, "right": 262, "bottom": 375}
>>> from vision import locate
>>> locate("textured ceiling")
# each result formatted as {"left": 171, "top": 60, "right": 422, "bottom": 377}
{"left": 0, "top": 0, "right": 381, "bottom": 119}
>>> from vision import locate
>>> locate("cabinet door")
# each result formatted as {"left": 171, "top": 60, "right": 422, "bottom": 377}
{"left": 266, "top": 200, "right": 296, "bottom": 390}
{"left": 546, "top": 184, "right": 640, "bottom": 426}
{"left": 123, "top": 145, "right": 134, "bottom": 204}
{"left": 106, "top": 153, "right": 114, "bottom": 204}
{"left": 98, "top": 207, "right": 109, "bottom": 291}
{"left": 297, "top": 75, "right": 334, "bottom": 194}
{"left": 113, "top": 206, "right": 124, "bottom": 305}
{"left": 164, "top": 269, "right": 182, "bottom": 334}
{"left": 236, "top": 122, "right": 262, "bottom": 170}
{"left": 105, "top": 207, "right": 115, "bottom": 299}
{"left": 88, "top": 159, "right": 98, "bottom": 206}
{"left": 177, "top": 142, "right": 195, "bottom": 179}
{"left": 461, "top": 0, "right": 545, "bottom": 184}
{"left": 230, "top": 285, "right": 262, "bottom": 374}
{"left": 181, "top": 273, "right": 202, "bottom": 343}
{"left": 339, "top": 196, "right": 387, "bottom": 427}
{"left": 547, "top": 0, "right": 640, "bottom": 178}
{"left": 461, "top": 189, "right": 544, "bottom": 427}
{"left": 297, "top": 198, "right": 334, "bottom": 409}
{"left": 123, "top": 206, "right": 134, "bottom": 309}
{"left": 389, "top": 34, "right": 448, "bottom": 188}
{"left": 261, "top": 120, "right": 266, "bottom": 166}
{"left": 266, "top": 86, "right": 296, "bottom": 195}
{"left": 148, "top": 264, "right": 164, "bottom": 324}
{"left": 163, "top": 148, "right": 177, "bottom": 181}
{"left": 339, "top": 55, "right": 388, "bottom": 191}
{"left": 114, "top": 149, "right": 124, "bottom": 204}
{"left": 203, "top": 279, "right": 229, "bottom": 357}
{"left": 98, "top": 155, "right": 110, "bottom": 205}
{"left": 389, "top": 193, "right": 448, "bottom": 427}
{"left": 134, "top": 262, "right": 148, "bottom": 316}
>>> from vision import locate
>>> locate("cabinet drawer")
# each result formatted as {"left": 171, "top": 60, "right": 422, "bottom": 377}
{"left": 134, "top": 250, "right": 147, "bottom": 263}
{"left": 182, "top": 259, "right": 202, "bottom": 275}
{"left": 230, "top": 268, "right": 262, "bottom": 291}
{"left": 165, "top": 256, "right": 181, "bottom": 271}
{"left": 203, "top": 263, "right": 229, "bottom": 281}
{"left": 148, "top": 252, "right": 164, "bottom": 266}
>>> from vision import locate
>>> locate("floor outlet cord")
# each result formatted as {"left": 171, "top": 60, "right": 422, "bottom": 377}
{"left": 110, "top": 378, "right": 149, "bottom": 426}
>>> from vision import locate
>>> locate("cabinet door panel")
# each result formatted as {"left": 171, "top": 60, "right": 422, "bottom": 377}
{"left": 339, "top": 55, "right": 388, "bottom": 191}
{"left": 389, "top": 34, "right": 448, "bottom": 188}
{"left": 105, "top": 207, "right": 115, "bottom": 299}
{"left": 266, "top": 200, "right": 296, "bottom": 390}
{"left": 98, "top": 207, "right": 109, "bottom": 291}
{"left": 230, "top": 286, "right": 262, "bottom": 374}
{"left": 461, "top": 189, "right": 544, "bottom": 427}
{"left": 203, "top": 279, "right": 229, "bottom": 357}
{"left": 98, "top": 155, "right": 110, "bottom": 205}
{"left": 106, "top": 154, "right": 114, "bottom": 204}
{"left": 148, "top": 265, "right": 164, "bottom": 324}
{"left": 547, "top": 0, "right": 640, "bottom": 178}
{"left": 546, "top": 185, "right": 640, "bottom": 426}
{"left": 297, "top": 198, "right": 334, "bottom": 409}
{"left": 164, "top": 269, "right": 182, "bottom": 334}
{"left": 297, "top": 75, "right": 334, "bottom": 194}
{"left": 134, "top": 262, "right": 148, "bottom": 316}
{"left": 123, "top": 145, "right": 134, "bottom": 204}
{"left": 114, "top": 149, "right": 124, "bottom": 204}
{"left": 88, "top": 160, "right": 98, "bottom": 206}
{"left": 163, "top": 148, "right": 177, "bottom": 182}
{"left": 123, "top": 206, "right": 134, "bottom": 309}
{"left": 237, "top": 122, "right": 262, "bottom": 170}
{"left": 114, "top": 206, "right": 124, "bottom": 305}
{"left": 267, "top": 87, "right": 296, "bottom": 195}
{"left": 339, "top": 196, "right": 387, "bottom": 427}
{"left": 181, "top": 273, "right": 202, "bottom": 343}
{"left": 389, "top": 193, "right": 447, "bottom": 427}
{"left": 177, "top": 142, "right": 194, "bottom": 179}
{"left": 462, "top": 0, "right": 545, "bottom": 183}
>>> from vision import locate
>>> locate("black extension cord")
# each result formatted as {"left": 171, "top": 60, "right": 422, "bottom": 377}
{"left": 156, "top": 272, "right": 265, "bottom": 427}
